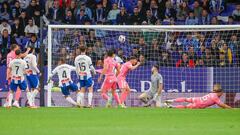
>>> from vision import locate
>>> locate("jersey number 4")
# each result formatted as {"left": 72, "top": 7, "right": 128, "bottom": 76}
{"left": 62, "top": 71, "right": 67, "bottom": 78}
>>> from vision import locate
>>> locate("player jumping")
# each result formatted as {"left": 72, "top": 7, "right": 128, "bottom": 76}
{"left": 164, "top": 84, "right": 232, "bottom": 109}
{"left": 75, "top": 46, "right": 96, "bottom": 108}
{"left": 117, "top": 56, "right": 141, "bottom": 108}
{"left": 139, "top": 65, "right": 163, "bottom": 107}
{"left": 98, "top": 50, "right": 123, "bottom": 108}
{"left": 48, "top": 59, "right": 80, "bottom": 107}
{"left": 6, "top": 49, "right": 34, "bottom": 108}
{"left": 24, "top": 46, "right": 41, "bottom": 107}
{"left": 5, "top": 44, "right": 30, "bottom": 108}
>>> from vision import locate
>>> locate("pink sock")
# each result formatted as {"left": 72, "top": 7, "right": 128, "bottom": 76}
{"left": 15, "top": 89, "right": 21, "bottom": 101}
{"left": 175, "top": 105, "right": 186, "bottom": 109}
{"left": 101, "top": 93, "right": 109, "bottom": 100}
{"left": 120, "top": 91, "right": 129, "bottom": 104}
{"left": 113, "top": 92, "right": 121, "bottom": 105}
{"left": 174, "top": 98, "right": 187, "bottom": 102}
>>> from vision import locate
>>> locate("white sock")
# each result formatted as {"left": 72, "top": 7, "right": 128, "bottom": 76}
{"left": 79, "top": 93, "right": 84, "bottom": 106}
{"left": 88, "top": 92, "right": 93, "bottom": 106}
{"left": 8, "top": 93, "right": 13, "bottom": 106}
{"left": 77, "top": 93, "right": 81, "bottom": 104}
{"left": 31, "top": 89, "right": 39, "bottom": 105}
{"left": 66, "top": 97, "right": 77, "bottom": 106}
{"left": 26, "top": 92, "right": 33, "bottom": 106}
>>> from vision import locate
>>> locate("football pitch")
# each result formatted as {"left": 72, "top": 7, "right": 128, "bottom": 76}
{"left": 0, "top": 108, "right": 239, "bottom": 135}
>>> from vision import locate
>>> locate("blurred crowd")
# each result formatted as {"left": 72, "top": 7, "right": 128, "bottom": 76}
{"left": 0, "top": 0, "right": 239, "bottom": 68}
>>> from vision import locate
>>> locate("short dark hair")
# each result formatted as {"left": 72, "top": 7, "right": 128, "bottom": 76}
{"left": 80, "top": 46, "right": 86, "bottom": 52}
{"left": 15, "top": 49, "right": 21, "bottom": 55}
{"left": 153, "top": 64, "right": 159, "bottom": 70}
{"left": 10, "top": 44, "right": 18, "bottom": 51}
{"left": 107, "top": 49, "right": 115, "bottom": 57}
{"left": 129, "top": 56, "right": 137, "bottom": 60}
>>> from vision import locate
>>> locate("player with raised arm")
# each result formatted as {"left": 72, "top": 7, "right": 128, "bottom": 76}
{"left": 139, "top": 65, "right": 163, "bottom": 107}
{"left": 5, "top": 44, "right": 31, "bottom": 108}
{"left": 24, "top": 46, "right": 41, "bottom": 107}
{"left": 98, "top": 50, "right": 122, "bottom": 108}
{"left": 117, "top": 56, "right": 141, "bottom": 108}
{"left": 48, "top": 59, "right": 80, "bottom": 107}
{"left": 165, "top": 84, "right": 232, "bottom": 109}
{"left": 75, "top": 46, "right": 96, "bottom": 108}
{"left": 6, "top": 49, "right": 34, "bottom": 108}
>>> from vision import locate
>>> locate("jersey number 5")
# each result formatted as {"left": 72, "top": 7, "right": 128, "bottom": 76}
{"left": 79, "top": 62, "right": 86, "bottom": 71}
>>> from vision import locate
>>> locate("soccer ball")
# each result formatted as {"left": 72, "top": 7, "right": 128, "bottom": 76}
{"left": 118, "top": 35, "right": 126, "bottom": 43}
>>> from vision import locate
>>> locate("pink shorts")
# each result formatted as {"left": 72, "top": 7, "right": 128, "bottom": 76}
{"left": 117, "top": 78, "right": 129, "bottom": 89}
{"left": 101, "top": 76, "right": 117, "bottom": 92}
{"left": 186, "top": 98, "right": 204, "bottom": 109}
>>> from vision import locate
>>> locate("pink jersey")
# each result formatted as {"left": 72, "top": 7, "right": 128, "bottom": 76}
{"left": 104, "top": 57, "right": 119, "bottom": 76}
{"left": 7, "top": 51, "right": 17, "bottom": 67}
{"left": 117, "top": 61, "right": 132, "bottom": 79}
{"left": 194, "top": 93, "right": 222, "bottom": 108}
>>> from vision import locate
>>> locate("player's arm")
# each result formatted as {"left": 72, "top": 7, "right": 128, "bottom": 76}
{"left": 115, "top": 63, "right": 120, "bottom": 76}
{"left": 98, "top": 62, "right": 108, "bottom": 83}
{"left": 32, "top": 56, "right": 41, "bottom": 75}
{"left": 48, "top": 67, "right": 58, "bottom": 83}
{"left": 129, "top": 62, "right": 141, "bottom": 70}
{"left": 20, "top": 47, "right": 31, "bottom": 58}
{"left": 217, "top": 102, "right": 232, "bottom": 109}
{"left": 89, "top": 57, "right": 96, "bottom": 75}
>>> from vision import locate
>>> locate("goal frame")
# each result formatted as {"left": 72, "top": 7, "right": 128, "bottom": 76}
{"left": 47, "top": 25, "right": 240, "bottom": 107}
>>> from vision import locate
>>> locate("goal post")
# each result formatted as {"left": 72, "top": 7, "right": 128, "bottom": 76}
{"left": 47, "top": 25, "right": 240, "bottom": 107}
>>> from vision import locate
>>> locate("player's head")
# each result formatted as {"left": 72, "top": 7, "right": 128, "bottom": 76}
{"left": 80, "top": 46, "right": 86, "bottom": 53}
{"left": 129, "top": 56, "right": 138, "bottom": 65}
{"left": 15, "top": 49, "right": 21, "bottom": 57}
{"left": 107, "top": 49, "right": 115, "bottom": 57}
{"left": 10, "top": 44, "right": 20, "bottom": 51}
{"left": 151, "top": 64, "right": 159, "bottom": 73}
{"left": 58, "top": 59, "right": 66, "bottom": 65}
{"left": 213, "top": 84, "right": 223, "bottom": 96}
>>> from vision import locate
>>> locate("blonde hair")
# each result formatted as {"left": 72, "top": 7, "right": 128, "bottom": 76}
{"left": 213, "top": 84, "right": 223, "bottom": 92}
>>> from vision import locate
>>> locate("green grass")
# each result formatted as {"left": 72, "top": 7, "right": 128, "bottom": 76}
{"left": 0, "top": 108, "right": 239, "bottom": 135}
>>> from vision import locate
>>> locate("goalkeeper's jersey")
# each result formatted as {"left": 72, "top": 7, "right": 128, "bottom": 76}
{"left": 75, "top": 54, "right": 96, "bottom": 80}
{"left": 50, "top": 64, "right": 76, "bottom": 87}
{"left": 24, "top": 53, "right": 40, "bottom": 75}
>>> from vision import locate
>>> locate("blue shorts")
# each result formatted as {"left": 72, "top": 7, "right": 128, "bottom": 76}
{"left": 61, "top": 83, "right": 78, "bottom": 96}
{"left": 26, "top": 74, "right": 39, "bottom": 89}
{"left": 10, "top": 80, "right": 27, "bottom": 91}
{"left": 79, "top": 78, "right": 93, "bottom": 88}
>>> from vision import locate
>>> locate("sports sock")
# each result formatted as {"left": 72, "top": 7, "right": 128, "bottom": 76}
{"left": 88, "top": 92, "right": 93, "bottom": 106}
{"left": 120, "top": 91, "right": 129, "bottom": 104}
{"left": 113, "top": 92, "right": 121, "bottom": 105}
{"left": 174, "top": 98, "right": 186, "bottom": 102}
{"left": 101, "top": 93, "right": 109, "bottom": 100}
{"left": 175, "top": 105, "right": 186, "bottom": 109}
{"left": 32, "top": 89, "right": 39, "bottom": 105}
{"left": 26, "top": 92, "right": 33, "bottom": 106}
{"left": 8, "top": 93, "right": 13, "bottom": 106}
{"left": 79, "top": 93, "right": 84, "bottom": 106}
{"left": 66, "top": 97, "right": 77, "bottom": 106}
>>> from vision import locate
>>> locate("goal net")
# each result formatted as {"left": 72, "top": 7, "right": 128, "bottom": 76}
{"left": 47, "top": 25, "right": 240, "bottom": 108}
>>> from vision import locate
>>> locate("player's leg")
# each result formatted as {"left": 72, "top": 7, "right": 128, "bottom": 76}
{"left": 21, "top": 81, "right": 35, "bottom": 108}
{"left": 111, "top": 81, "right": 121, "bottom": 106}
{"left": 166, "top": 97, "right": 193, "bottom": 104}
{"left": 12, "top": 88, "right": 21, "bottom": 107}
{"left": 138, "top": 92, "right": 149, "bottom": 104}
{"left": 7, "top": 81, "right": 17, "bottom": 108}
{"left": 119, "top": 80, "right": 130, "bottom": 106}
{"left": 30, "top": 75, "right": 40, "bottom": 106}
{"left": 86, "top": 78, "right": 94, "bottom": 107}
{"left": 77, "top": 80, "right": 86, "bottom": 106}
{"left": 69, "top": 83, "right": 81, "bottom": 107}
{"left": 100, "top": 78, "right": 110, "bottom": 101}
{"left": 61, "top": 85, "right": 78, "bottom": 107}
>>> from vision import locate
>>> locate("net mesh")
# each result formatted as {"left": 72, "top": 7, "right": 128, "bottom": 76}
{"left": 48, "top": 26, "right": 240, "bottom": 108}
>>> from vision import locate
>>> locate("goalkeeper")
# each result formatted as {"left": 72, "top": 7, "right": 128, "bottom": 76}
{"left": 139, "top": 65, "right": 163, "bottom": 107}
